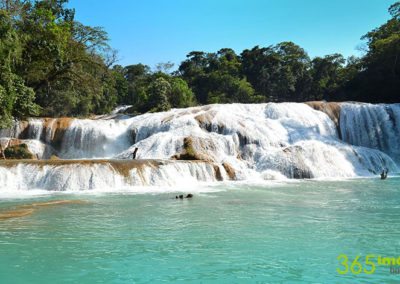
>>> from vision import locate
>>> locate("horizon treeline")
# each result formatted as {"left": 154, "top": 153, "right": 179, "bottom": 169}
{"left": 0, "top": 0, "right": 399, "bottom": 127}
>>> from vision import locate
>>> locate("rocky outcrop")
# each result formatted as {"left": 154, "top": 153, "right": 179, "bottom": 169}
{"left": 306, "top": 101, "right": 341, "bottom": 127}
{"left": 195, "top": 108, "right": 257, "bottom": 148}
{"left": 282, "top": 146, "right": 313, "bottom": 179}
{"left": 222, "top": 162, "right": 236, "bottom": 180}
{"left": 213, "top": 165, "right": 223, "bottom": 181}
{"left": 172, "top": 136, "right": 215, "bottom": 162}
{"left": 42, "top": 118, "right": 74, "bottom": 149}
{"left": 9, "top": 118, "right": 73, "bottom": 150}
{"left": 195, "top": 110, "right": 218, "bottom": 130}
{"left": 0, "top": 138, "right": 36, "bottom": 159}
{"left": 0, "top": 138, "right": 53, "bottom": 159}
{"left": 3, "top": 143, "right": 35, "bottom": 159}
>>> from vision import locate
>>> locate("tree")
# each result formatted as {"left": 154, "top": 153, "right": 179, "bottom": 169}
{"left": 112, "top": 65, "right": 129, "bottom": 104}
{"left": 310, "top": 54, "right": 345, "bottom": 100}
{"left": 123, "top": 64, "right": 151, "bottom": 106}
{"left": 274, "top": 42, "right": 312, "bottom": 101}
{"left": 0, "top": 9, "right": 38, "bottom": 127}
{"left": 241, "top": 42, "right": 312, "bottom": 102}
{"left": 389, "top": 2, "right": 400, "bottom": 19}
{"left": 178, "top": 48, "right": 257, "bottom": 104}
{"left": 343, "top": 1, "right": 400, "bottom": 102}
{"left": 13, "top": 0, "right": 120, "bottom": 116}
{"left": 168, "top": 77, "right": 195, "bottom": 108}
{"left": 1, "top": 0, "right": 399, "bottom": 126}
{"left": 146, "top": 77, "right": 171, "bottom": 112}
{"left": 155, "top": 61, "right": 174, "bottom": 74}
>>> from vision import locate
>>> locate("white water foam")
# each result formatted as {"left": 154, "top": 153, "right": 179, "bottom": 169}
{"left": 0, "top": 103, "right": 399, "bottom": 192}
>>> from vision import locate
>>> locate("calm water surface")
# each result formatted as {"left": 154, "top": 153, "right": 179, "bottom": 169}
{"left": 1, "top": 178, "right": 400, "bottom": 283}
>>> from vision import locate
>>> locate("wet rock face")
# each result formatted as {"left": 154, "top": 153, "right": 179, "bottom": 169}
{"left": 290, "top": 165, "right": 312, "bottom": 179}
{"left": 12, "top": 121, "right": 30, "bottom": 139}
{"left": 306, "top": 101, "right": 343, "bottom": 140}
{"left": 222, "top": 163, "right": 236, "bottom": 180}
{"left": 42, "top": 118, "right": 74, "bottom": 150}
{"left": 172, "top": 136, "right": 216, "bottom": 162}
{"left": 10, "top": 118, "right": 73, "bottom": 150}
{"left": 281, "top": 146, "right": 313, "bottom": 179}
{"left": 213, "top": 165, "right": 223, "bottom": 181}
{"left": 0, "top": 138, "right": 36, "bottom": 159}
{"left": 195, "top": 110, "right": 256, "bottom": 148}
{"left": 306, "top": 101, "right": 341, "bottom": 128}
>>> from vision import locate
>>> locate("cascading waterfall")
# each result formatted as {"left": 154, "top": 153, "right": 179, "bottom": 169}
{"left": 340, "top": 103, "right": 400, "bottom": 164}
{"left": 0, "top": 102, "right": 398, "bottom": 191}
{"left": 0, "top": 160, "right": 219, "bottom": 191}
{"left": 27, "top": 118, "right": 45, "bottom": 140}
{"left": 59, "top": 119, "right": 134, "bottom": 159}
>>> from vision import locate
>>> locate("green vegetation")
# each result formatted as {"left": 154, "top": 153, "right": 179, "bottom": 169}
{"left": 0, "top": 0, "right": 117, "bottom": 127}
{"left": 0, "top": 0, "right": 399, "bottom": 126}
{"left": 4, "top": 143, "right": 34, "bottom": 159}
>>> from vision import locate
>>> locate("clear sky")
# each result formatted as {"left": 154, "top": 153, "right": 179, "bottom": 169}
{"left": 68, "top": 0, "right": 395, "bottom": 69}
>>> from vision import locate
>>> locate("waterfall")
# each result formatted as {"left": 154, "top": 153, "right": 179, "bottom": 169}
{"left": 340, "top": 103, "right": 400, "bottom": 164}
{"left": 111, "top": 105, "right": 133, "bottom": 114}
{"left": 0, "top": 160, "right": 219, "bottom": 191}
{"left": 0, "top": 102, "right": 399, "bottom": 191}
{"left": 59, "top": 119, "right": 133, "bottom": 159}
{"left": 27, "top": 118, "right": 45, "bottom": 140}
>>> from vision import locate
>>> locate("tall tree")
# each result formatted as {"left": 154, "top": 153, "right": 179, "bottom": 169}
{"left": 241, "top": 42, "right": 312, "bottom": 102}
{"left": 0, "top": 9, "right": 38, "bottom": 127}
{"left": 310, "top": 54, "right": 345, "bottom": 100}
{"left": 344, "top": 1, "right": 400, "bottom": 102}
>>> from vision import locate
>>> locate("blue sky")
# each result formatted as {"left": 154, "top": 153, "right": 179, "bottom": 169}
{"left": 68, "top": 0, "right": 395, "bottom": 69}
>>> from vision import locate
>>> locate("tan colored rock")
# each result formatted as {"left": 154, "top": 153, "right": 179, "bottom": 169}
{"left": 306, "top": 101, "right": 341, "bottom": 127}
{"left": 222, "top": 162, "right": 236, "bottom": 180}
{"left": 43, "top": 118, "right": 73, "bottom": 149}
{"left": 172, "top": 136, "right": 216, "bottom": 162}
{"left": 194, "top": 110, "right": 217, "bottom": 127}
{"left": 213, "top": 165, "right": 223, "bottom": 181}
{"left": 17, "top": 121, "right": 30, "bottom": 138}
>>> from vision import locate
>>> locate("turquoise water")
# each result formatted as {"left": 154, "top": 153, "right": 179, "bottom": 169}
{"left": 1, "top": 178, "right": 400, "bottom": 283}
